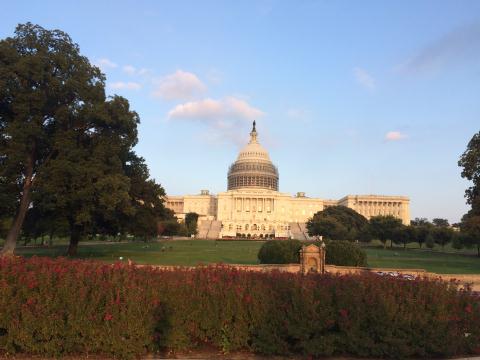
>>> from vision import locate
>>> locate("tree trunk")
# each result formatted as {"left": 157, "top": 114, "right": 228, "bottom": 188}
{"left": 404, "top": 242, "right": 406, "bottom": 249}
{"left": 0, "top": 151, "right": 35, "bottom": 257}
{"left": 477, "top": 244, "right": 479, "bottom": 257}
{"left": 383, "top": 240, "right": 386, "bottom": 249}
{"left": 67, "top": 227, "right": 81, "bottom": 256}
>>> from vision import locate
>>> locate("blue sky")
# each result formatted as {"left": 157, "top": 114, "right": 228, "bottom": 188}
{"left": 2, "top": 1, "right": 480, "bottom": 223}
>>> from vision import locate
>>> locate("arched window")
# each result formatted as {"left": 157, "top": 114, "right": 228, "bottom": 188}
{"left": 245, "top": 224, "right": 249, "bottom": 230}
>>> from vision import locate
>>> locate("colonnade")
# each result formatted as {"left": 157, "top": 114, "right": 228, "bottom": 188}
{"left": 356, "top": 201, "right": 404, "bottom": 217}
{"left": 234, "top": 197, "right": 275, "bottom": 213}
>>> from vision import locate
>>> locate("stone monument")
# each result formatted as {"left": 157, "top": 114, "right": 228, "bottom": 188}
{"left": 300, "top": 243, "right": 326, "bottom": 274}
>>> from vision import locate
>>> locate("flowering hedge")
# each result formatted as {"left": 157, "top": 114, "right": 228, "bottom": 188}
{"left": 0, "top": 257, "right": 479, "bottom": 359}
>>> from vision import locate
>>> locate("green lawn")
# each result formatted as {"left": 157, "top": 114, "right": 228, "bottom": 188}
{"left": 364, "top": 247, "right": 480, "bottom": 274}
{"left": 11, "top": 239, "right": 480, "bottom": 274}
{"left": 16, "top": 240, "right": 266, "bottom": 266}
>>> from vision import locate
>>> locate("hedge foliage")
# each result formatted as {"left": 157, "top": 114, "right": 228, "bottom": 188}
{"left": 257, "top": 239, "right": 301, "bottom": 264}
{"left": 0, "top": 257, "right": 479, "bottom": 359}
{"left": 324, "top": 240, "right": 367, "bottom": 266}
{"left": 258, "top": 239, "right": 367, "bottom": 266}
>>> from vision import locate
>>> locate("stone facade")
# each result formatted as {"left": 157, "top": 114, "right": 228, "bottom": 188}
{"left": 166, "top": 122, "right": 410, "bottom": 239}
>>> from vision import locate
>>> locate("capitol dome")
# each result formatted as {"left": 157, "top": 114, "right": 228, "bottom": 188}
{"left": 227, "top": 121, "right": 279, "bottom": 191}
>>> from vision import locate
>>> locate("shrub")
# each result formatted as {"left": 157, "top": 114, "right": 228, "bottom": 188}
{"left": 0, "top": 257, "right": 479, "bottom": 359}
{"left": 257, "top": 239, "right": 301, "bottom": 264}
{"left": 322, "top": 240, "right": 367, "bottom": 267}
{"left": 258, "top": 239, "right": 367, "bottom": 267}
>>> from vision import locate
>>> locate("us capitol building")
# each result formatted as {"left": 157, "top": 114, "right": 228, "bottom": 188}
{"left": 166, "top": 122, "right": 410, "bottom": 240}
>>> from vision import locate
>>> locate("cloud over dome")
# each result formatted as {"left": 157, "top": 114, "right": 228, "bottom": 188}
{"left": 168, "top": 96, "right": 264, "bottom": 122}
{"left": 153, "top": 70, "right": 207, "bottom": 100}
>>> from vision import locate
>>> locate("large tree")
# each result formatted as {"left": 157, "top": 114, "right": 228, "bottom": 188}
{"left": 392, "top": 225, "right": 416, "bottom": 249}
{"left": 458, "top": 130, "right": 480, "bottom": 256}
{"left": 306, "top": 216, "right": 349, "bottom": 240}
{"left": 368, "top": 215, "right": 403, "bottom": 248}
{"left": 460, "top": 215, "right": 480, "bottom": 257}
{"left": 121, "top": 152, "right": 170, "bottom": 241}
{"left": 184, "top": 212, "right": 199, "bottom": 237}
{"left": 0, "top": 23, "right": 105, "bottom": 255}
{"left": 414, "top": 224, "right": 432, "bottom": 249}
{"left": 33, "top": 96, "right": 143, "bottom": 255}
{"left": 459, "top": 130, "right": 480, "bottom": 216}
{"left": 307, "top": 206, "right": 368, "bottom": 240}
{"left": 430, "top": 226, "right": 454, "bottom": 250}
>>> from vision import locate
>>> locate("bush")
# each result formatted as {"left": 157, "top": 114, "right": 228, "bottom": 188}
{"left": 323, "top": 240, "right": 367, "bottom": 267}
{"left": 0, "top": 257, "right": 479, "bottom": 359}
{"left": 258, "top": 240, "right": 367, "bottom": 267}
{"left": 257, "top": 239, "right": 301, "bottom": 264}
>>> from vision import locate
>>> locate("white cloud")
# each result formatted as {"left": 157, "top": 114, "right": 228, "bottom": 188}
{"left": 354, "top": 67, "right": 376, "bottom": 90}
{"left": 152, "top": 70, "right": 207, "bottom": 100}
{"left": 385, "top": 131, "right": 407, "bottom": 141}
{"left": 109, "top": 81, "right": 142, "bottom": 90}
{"left": 167, "top": 96, "right": 264, "bottom": 146}
{"left": 95, "top": 58, "right": 118, "bottom": 70}
{"left": 168, "top": 96, "right": 263, "bottom": 122}
{"left": 123, "top": 65, "right": 150, "bottom": 76}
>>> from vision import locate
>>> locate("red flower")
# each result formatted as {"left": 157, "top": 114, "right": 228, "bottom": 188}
{"left": 465, "top": 304, "right": 473, "bottom": 314}
{"left": 339, "top": 309, "right": 349, "bottom": 318}
{"left": 104, "top": 313, "right": 113, "bottom": 321}
{"left": 26, "top": 298, "right": 35, "bottom": 306}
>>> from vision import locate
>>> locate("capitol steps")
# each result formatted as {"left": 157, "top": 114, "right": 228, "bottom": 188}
{"left": 197, "top": 220, "right": 222, "bottom": 239}
{"left": 289, "top": 222, "right": 310, "bottom": 241}
{"left": 208, "top": 221, "right": 222, "bottom": 239}
{"left": 197, "top": 220, "right": 212, "bottom": 238}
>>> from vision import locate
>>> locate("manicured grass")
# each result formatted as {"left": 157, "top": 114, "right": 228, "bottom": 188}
{"left": 364, "top": 247, "right": 480, "bottom": 274}
{"left": 10, "top": 240, "right": 480, "bottom": 274}
{"left": 16, "top": 240, "right": 266, "bottom": 266}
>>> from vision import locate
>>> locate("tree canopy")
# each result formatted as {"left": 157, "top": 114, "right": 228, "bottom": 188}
{"left": 306, "top": 206, "right": 368, "bottom": 240}
{"left": 0, "top": 23, "right": 107, "bottom": 254}
{"left": 459, "top": 130, "right": 480, "bottom": 216}
{"left": 0, "top": 23, "right": 169, "bottom": 255}
{"left": 368, "top": 215, "right": 403, "bottom": 248}
{"left": 459, "top": 215, "right": 480, "bottom": 256}
{"left": 458, "top": 130, "right": 480, "bottom": 256}
{"left": 184, "top": 212, "right": 199, "bottom": 237}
